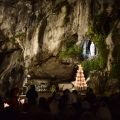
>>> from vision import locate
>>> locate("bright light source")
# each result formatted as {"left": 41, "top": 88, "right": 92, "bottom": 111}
{"left": 27, "top": 74, "right": 31, "bottom": 78}
{"left": 20, "top": 99, "right": 25, "bottom": 104}
{"left": 4, "top": 103, "right": 9, "bottom": 108}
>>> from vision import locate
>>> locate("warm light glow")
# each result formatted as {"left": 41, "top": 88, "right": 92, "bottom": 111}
{"left": 74, "top": 64, "right": 87, "bottom": 89}
{"left": 27, "top": 74, "right": 31, "bottom": 78}
{"left": 4, "top": 103, "right": 9, "bottom": 108}
{"left": 20, "top": 99, "right": 25, "bottom": 104}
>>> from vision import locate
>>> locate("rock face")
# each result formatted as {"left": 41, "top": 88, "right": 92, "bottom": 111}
{"left": 0, "top": 0, "right": 120, "bottom": 95}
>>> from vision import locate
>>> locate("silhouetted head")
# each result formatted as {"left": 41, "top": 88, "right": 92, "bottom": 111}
{"left": 30, "top": 85, "right": 35, "bottom": 90}
{"left": 10, "top": 87, "right": 19, "bottom": 97}
{"left": 52, "top": 91, "right": 56, "bottom": 97}
{"left": 55, "top": 94, "right": 61, "bottom": 101}
{"left": 63, "top": 105, "right": 76, "bottom": 117}
{"left": 39, "top": 97, "right": 46, "bottom": 106}
{"left": 89, "top": 88, "right": 93, "bottom": 93}
{"left": 80, "top": 111, "right": 96, "bottom": 120}
{"left": 96, "top": 107, "right": 112, "bottom": 120}
{"left": 72, "top": 90, "right": 77, "bottom": 95}
{"left": 64, "top": 89, "right": 70, "bottom": 95}
{"left": 81, "top": 101, "right": 90, "bottom": 110}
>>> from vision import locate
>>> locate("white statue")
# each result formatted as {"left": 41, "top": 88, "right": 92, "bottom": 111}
{"left": 23, "top": 77, "right": 28, "bottom": 86}
{"left": 90, "top": 42, "right": 95, "bottom": 56}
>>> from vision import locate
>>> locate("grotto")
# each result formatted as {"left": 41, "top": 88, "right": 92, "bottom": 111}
{"left": 0, "top": 0, "right": 120, "bottom": 119}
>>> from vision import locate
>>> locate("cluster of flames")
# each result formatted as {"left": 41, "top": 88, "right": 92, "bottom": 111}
{"left": 74, "top": 65, "right": 87, "bottom": 90}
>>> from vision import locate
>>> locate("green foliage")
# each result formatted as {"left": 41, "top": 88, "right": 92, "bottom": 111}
{"left": 49, "top": 85, "right": 56, "bottom": 93}
{"left": 85, "top": 8, "right": 109, "bottom": 77}
{"left": 25, "top": 80, "right": 37, "bottom": 87}
{"left": 87, "top": 4, "right": 112, "bottom": 72}
{"left": 59, "top": 50, "right": 68, "bottom": 60}
{"left": 95, "top": 34, "right": 109, "bottom": 68}
{"left": 88, "top": 27, "right": 109, "bottom": 69}
{"left": 81, "top": 58, "right": 101, "bottom": 77}
{"left": 59, "top": 37, "right": 83, "bottom": 60}
{"left": 68, "top": 44, "right": 82, "bottom": 55}
{"left": 65, "top": 37, "right": 76, "bottom": 48}
{"left": 109, "top": 63, "right": 120, "bottom": 80}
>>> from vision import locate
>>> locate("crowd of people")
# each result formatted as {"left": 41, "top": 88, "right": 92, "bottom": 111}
{"left": 0, "top": 85, "right": 120, "bottom": 120}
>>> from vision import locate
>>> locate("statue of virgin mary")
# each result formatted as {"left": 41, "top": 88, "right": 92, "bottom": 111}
{"left": 90, "top": 42, "right": 95, "bottom": 56}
